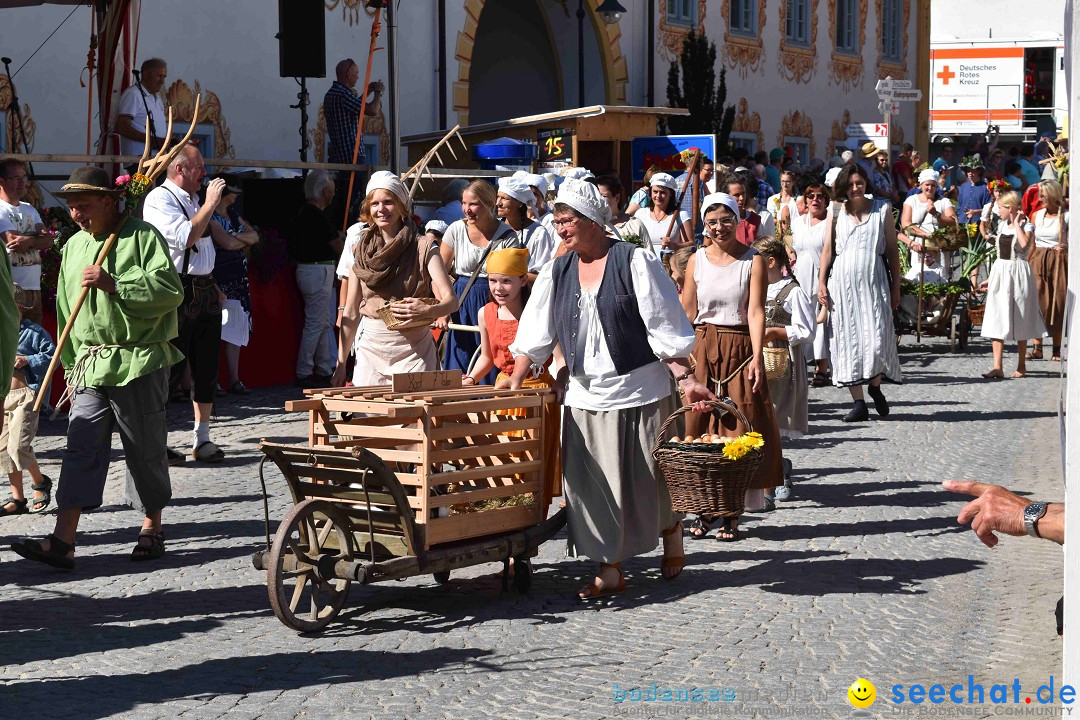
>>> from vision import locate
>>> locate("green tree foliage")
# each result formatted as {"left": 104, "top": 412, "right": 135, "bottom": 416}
{"left": 663, "top": 30, "right": 735, "bottom": 152}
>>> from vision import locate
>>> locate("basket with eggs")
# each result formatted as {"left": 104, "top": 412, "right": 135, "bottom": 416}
{"left": 651, "top": 399, "right": 765, "bottom": 516}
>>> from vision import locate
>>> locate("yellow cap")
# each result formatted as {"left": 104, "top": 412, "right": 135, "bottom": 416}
{"left": 486, "top": 247, "right": 528, "bottom": 276}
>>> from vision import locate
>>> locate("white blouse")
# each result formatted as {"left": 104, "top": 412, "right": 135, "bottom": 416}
{"left": 766, "top": 279, "right": 815, "bottom": 349}
{"left": 510, "top": 247, "right": 695, "bottom": 411}
{"left": 632, "top": 207, "right": 692, "bottom": 253}
{"left": 518, "top": 220, "right": 557, "bottom": 272}
{"left": 443, "top": 219, "right": 519, "bottom": 276}
{"left": 1032, "top": 208, "right": 1068, "bottom": 249}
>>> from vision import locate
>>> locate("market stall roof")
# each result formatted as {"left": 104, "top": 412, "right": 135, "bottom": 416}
{"left": 402, "top": 105, "right": 689, "bottom": 145}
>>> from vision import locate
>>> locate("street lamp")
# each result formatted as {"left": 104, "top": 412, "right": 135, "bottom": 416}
{"left": 577, "top": 0, "right": 629, "bottom": 107}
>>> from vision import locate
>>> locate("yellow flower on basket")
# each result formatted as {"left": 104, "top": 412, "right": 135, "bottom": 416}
{"left": 743, "top": 432, "right": 764, "bottom": 449}
{"left": 722, "top": 439, "right": 750, "bottom": 460}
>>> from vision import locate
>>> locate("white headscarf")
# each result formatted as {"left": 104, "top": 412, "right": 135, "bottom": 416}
{"left": 650, "top": 172, "right": 677, "bottom": 190}
{"left": 918, "top": 169, "right": 940, "bottom": 185}
{"left": 511, "top": 170, "right": 529, "bottom": 180}
{"left": 554, "top": 178, "right": 611, "bottom": 228}
{"left": 424, "top": 219, "right": 448, "bottom": 235}
{"left": 542, "top": 172, "right": 559, "bottom": 192}
{"left": 562, "top": 166, "right": 595, "bottom": 181}
{"left": 365, "top": 170, "right": 409, "bottom": 209}
{"left": 497, "top": 177, "right": 536, "bottom": 208}
{"left": 824, "top": 167, "right": 842, "bottom": 188}
{"left": 699, "top": 192, "right": 741, "bottom": 224}
{"left": 523, "top": 173, "right": 548, "bottom": 195}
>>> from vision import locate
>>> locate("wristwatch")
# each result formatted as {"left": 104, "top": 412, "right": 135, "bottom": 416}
{"left": 1023, "top": 501, "right": 1048, "bottom": 538}
{"left": 675, "top": 370, "right": 695, "bottom": 384}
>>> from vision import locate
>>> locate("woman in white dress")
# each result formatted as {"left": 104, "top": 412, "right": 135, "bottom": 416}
{"left": 1026, "top": 180, "right": 1068, "bottom": 361}
{"left": 900, "top": 169, "right": 958, "bottom": 264}
{"left": 766, "top": 170, "right": 799, "bottom": 232}
{"left": 978, "top": 191, "right": 1047, "bottom": 379}
{"left": 333, "top": 172, "right": 458, "bottom": 387}
{"left": 780, "top": 178, "right": 831, "bottom": 385}
{"left": 631, "top": 172, "right": 694, "bottom": 261}
{"left": 496, "top": 177, "right": 556, "bottom": 281}
{"left": 817, "top": 165, "right": 902, "bottom": 422}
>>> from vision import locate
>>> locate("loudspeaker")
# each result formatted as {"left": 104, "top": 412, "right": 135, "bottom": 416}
{"left": 278, "top": 0, "right": 326, "bottom": 78}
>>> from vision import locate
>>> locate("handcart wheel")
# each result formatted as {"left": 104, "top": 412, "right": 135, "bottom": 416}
{"left": 267, "top": 498, "right": 354, "bottom": 633}
{"left": 950, "top": 315, "right": 959, "bottom": 353}
{"left": 432, "top": 570, "right": 451, "bottom": 584}
{"left": 511, "top": 556, "right": 532, "bottom": 594}
{"left": 958, "top": 310, "right": 971, "bottom": 350}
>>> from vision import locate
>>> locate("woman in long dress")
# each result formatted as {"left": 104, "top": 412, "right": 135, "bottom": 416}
{"left": 440, "top": 180, "right": 521, "bottom": 384}
{"left": 681, "top": 193, "right": 785, "bottom": 538}
{"left": 900, "top": 169, "right": 958, "bottom": 265}
{"left": 1026, "top": 180, "right": 1068, "bottom": 361}
{"left": 978, "top": 190, "right": 1047, "bottom": 379}
{"left": 780, "top": 179, "right": 831, "bottom": 385}
{"left": 509, "top": 179, "right": 715, "bottom": 599}
{"left": 817, "top": 165, "right": 902, "bottom": 422}
{"left": 333, "top": 172, "right": 457, "bottom": 387}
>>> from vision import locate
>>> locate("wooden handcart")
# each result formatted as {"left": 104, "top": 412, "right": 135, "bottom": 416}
{"left": 253, "top": 375, "right": 565, "bottom": 632}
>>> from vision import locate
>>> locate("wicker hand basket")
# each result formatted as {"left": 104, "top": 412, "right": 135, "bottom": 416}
{"left": 651, "top": 398, "right": 763, "bottom": 516}
{"left": 763, "top": 345, "right": 789, "bottom": 381}
{"left": 377, "top": 298, "right": 438, "bottom": 331}
{"left": 925, "top": 225, "right": 968, "bottom": 252}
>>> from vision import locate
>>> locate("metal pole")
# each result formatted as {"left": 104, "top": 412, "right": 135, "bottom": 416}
{"left": 577, "top": 0, "right": 586, "bottom": 108}
{"left": 388, "top": 0, "right": 400, "bottom": 173}
{"left": 291, "top": 76, "right": 310, "bottom": 175}
{"left": 646, "top": 0, "right": 654, "bottom": 107}
{"left": 437, "top": 0, "right": 447, "bottom": 129}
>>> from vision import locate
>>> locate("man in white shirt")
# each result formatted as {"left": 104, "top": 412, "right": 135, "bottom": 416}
{"left": 115, "top": 58, "right": 168, "bottom": 158}
{"left": 143, "top": 145, "right": 227, "bottom": 464}
{"left": 0, "top": 159, "right": 52, "bottom": 324}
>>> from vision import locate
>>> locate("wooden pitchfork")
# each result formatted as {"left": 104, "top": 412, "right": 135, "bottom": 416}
{"left": 33, "top": 97, "right": 202, "bottom": 412}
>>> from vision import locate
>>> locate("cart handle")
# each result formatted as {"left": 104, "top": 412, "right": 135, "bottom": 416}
{"left": 257, "top": 455, "right": 273, "bottom": 552}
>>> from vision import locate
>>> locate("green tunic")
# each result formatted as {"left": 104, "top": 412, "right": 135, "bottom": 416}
{"left": 58, "top": 216, "right": 184, "bottom": 388}
{"left": 0, "top": 250, "right": 19, "bottom": 400}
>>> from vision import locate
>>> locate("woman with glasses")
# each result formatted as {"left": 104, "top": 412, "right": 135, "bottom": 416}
{"left": 780, "top": 180, "right": 832, "bottom": 386}
{"left": 817, "top": 165, "right": 902, "bottom": 422}
{"left": 681, "top": 193, "right": 784, "bottom": 538}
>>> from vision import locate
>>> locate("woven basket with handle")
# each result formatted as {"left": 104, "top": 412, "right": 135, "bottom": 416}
{"left": 376, "top": 298, "right": 437, "bottom": 331}
{"left": 651, "top": 398, "right": 763, "bottom": 517}
{"left": 763, "top": 345, "right": 789, "bottom": 381}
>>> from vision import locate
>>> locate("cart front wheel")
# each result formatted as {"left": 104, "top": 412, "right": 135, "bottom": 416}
{"left": 267, "top": 498, "right": 354, "bottom": 633}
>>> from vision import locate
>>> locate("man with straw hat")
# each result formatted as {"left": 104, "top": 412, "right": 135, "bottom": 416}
{"left": 10, "top": 166, "right": 184, "bottom": 570}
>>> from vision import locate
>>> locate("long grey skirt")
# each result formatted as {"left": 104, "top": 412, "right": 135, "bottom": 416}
{"left": 562, "top": 394, "right": 683, "bottom": 563}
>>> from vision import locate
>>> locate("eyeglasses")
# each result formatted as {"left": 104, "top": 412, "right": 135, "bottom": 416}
{"left": 704, "top": 217, "right": 737, "bottom": 228}
{"left": 805, "top": 193, "right": 827, "bottom": 201}
{"left": 552, "top": 216, "right": 581, "bottom": 230}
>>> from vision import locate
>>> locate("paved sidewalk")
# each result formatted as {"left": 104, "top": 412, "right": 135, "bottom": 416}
{"left": 0, "top": 335, "right": 1065, "bottom": 719}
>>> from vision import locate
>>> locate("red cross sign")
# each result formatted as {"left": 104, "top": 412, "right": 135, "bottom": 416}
{"left": 937, "top": 65, "right": 955, "bottom": 85}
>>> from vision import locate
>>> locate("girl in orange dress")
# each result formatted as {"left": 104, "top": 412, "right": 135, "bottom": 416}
{"left": 462, "top": 248, "right": 561, "bottom": 513}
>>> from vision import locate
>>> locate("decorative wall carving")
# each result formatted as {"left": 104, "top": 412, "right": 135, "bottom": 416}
{"left": 657, "top": 0, "right": 708, "bottom": 61}
{"left": 165, "top": 79, "right": 235, "bottom": 164}
{"left": 720, "top": 0, "right": 767, "bottom": 77}
{"left": 778, "top": 109, "right": 816, "bottom": 158}
{"left": 875, "top": 0, "right": 911, "bottom": 81}
{"left": 312, "top": 104, "right": 391, "bottom": 167}
{"left": 324, "top": 0, "right": 370, "bottom": 26}
{"left": 827, "top": 0, "right": 868, "bottom": 91}
{"left": 829, "top": 109, "right": 852, "bottom": 157}
{"left": 732, "top": 97, "right": 765, "bottom": 151}
{"left": 777, "top": 0, "right": 819, "bottom": 84}
{"left": 0, "top": 75, "right": 36, "bottom": 154}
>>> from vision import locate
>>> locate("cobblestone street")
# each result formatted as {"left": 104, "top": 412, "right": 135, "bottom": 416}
{"left": 0, "top": 335, "right": 1065, "bottom": 720}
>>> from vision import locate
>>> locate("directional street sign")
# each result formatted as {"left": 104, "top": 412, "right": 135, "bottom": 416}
{"left": 877, "top": 100, "right": 901, "bottom": 115}
{"left": 846, "top": 122, "right": 889, "bottom": 138}
{"left": 876, "top": 77, "right": 915, "bottom": 100}
{"left": 890, "top": 88, "right": 923, "bottom": 102}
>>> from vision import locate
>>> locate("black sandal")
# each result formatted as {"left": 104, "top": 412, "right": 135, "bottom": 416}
{"left": 1, "top": 497, "right": 28, "bottom": 516}
{"left": 716, "top": 519, "right": 742, "bottom": 542}
{"left": 810, "top": 371, "right": 831, "bottom": 387}
{"left": 11, "top": 533, "right": 75, "bottom": 570}
{"left": 29, "top": 475, "right": 52, "bottom": 514}
{"left": 131, "top": 530, "right": 165, "bottom": 561}
{"left": 688, "top": 516, "right": 714, "bottom": 539}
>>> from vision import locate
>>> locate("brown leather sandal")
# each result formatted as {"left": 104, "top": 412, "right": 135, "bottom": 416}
{"left": 578, "top": 562, "right": 626, "bottom": 599}
{"left": 660, "top": 520, "right": 685, "bottom": 579}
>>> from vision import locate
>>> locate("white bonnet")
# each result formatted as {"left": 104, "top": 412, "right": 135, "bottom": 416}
{"left": 497, "top": 177, "right": 536, "bottom": 208}
{"left": 554, "top": 177, "right": 611, "bottom": 228}
{"left": 365, "top": 170, "right": 409, "bottom": 209}
{"left": 699, "top": 192, "right": 741, "bottom": 224}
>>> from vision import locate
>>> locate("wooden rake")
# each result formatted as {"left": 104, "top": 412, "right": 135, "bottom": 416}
{"left": 33, "top": 96, "right": 203, "bottom": 412}
{"left": 402, "top": 125, "right": 468, "bottom": 203}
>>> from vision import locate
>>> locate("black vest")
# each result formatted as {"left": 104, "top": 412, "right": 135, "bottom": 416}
{"left": 550, "top": 241, "right": 656, "bottom": 377}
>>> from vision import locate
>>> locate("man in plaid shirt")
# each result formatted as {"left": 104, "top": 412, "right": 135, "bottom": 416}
{"left": 324, "top": 59, "right": 383, "bottom": 164}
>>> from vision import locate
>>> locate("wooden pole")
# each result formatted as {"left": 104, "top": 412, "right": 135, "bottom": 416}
{"left": 33, "top": 99, "right": 202, "bottom": 412}
{"left": 342, "top": 6, "right": 383, "bottom": 231}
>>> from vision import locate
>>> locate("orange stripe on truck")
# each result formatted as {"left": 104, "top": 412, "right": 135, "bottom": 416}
{"left": 929, "top": 110, "right": 1023, "bottom": 121}
{"left": 931, "top": 47, "right": 1024, "bottom": 59}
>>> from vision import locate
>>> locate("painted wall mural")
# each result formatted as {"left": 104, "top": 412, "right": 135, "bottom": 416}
{"left": 0, "top": 75, "right": 36, "bottom": 154}
{"left": 778, "top": 109, "right": 815, "bottom": 158}
{"left": 312, "top": 104, "right": 391, "bottom": 166}
{"left": 777, "top": 0, "right": 819, "bottom": 84}
{"left": 733, "top": 97, "right": 765, "bottom": 150}
{"left": 829, "top": 108, "right": 852, "bottom": 157}
{"left": 875, "top": 0, "right": 910, "bottom": 81}
{"left": 165, "top": 79, "right": 235, "bottom": 165}
{"left": 656, "top": 0, "right": 708, "bottom": 61}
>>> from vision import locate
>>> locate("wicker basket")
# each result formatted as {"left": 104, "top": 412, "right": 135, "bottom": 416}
{"left": 377, "top": 298, "right": 438, "bottom": 331}
{"left": 651, "top": 399, "right": 764, "bottom": 516}
{"left": 967, "top": 302, "right": 985, "bottom": 326}
{"left": 925, "top": 225, "right": 968, "bottom": 252}
{"left": 763, "top": 345, "right": 789, "bottom": 381}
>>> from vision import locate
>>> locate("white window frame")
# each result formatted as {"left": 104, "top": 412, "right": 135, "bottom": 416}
{"left": 784, "top": 137, "right": 811, "bottom": 167}
{"left": 881, "top": 0, "right": 902, "bottom": 64}
{"left": 667, "top": 0, "right": 697, "bottom": 27}
{"left": 835, "top": 0, "right": 858, "bottom": 55}
{"left": 730, "top": 0, "right": 757, "bottom": 36}
{"left": 729, "top": 133, "right": 758, "bottom": 155}
{"left": 785, "top": 0, "right": 810, "bottom": 47}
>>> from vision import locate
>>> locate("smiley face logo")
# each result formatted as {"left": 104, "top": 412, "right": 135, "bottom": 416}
{"left": 847, "top": 678, "right": 876, "bottom": 709}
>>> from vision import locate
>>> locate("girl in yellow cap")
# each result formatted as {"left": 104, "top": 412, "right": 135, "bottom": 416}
{"left": 463, "top": 247, "right": 561, "bottom": 514}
